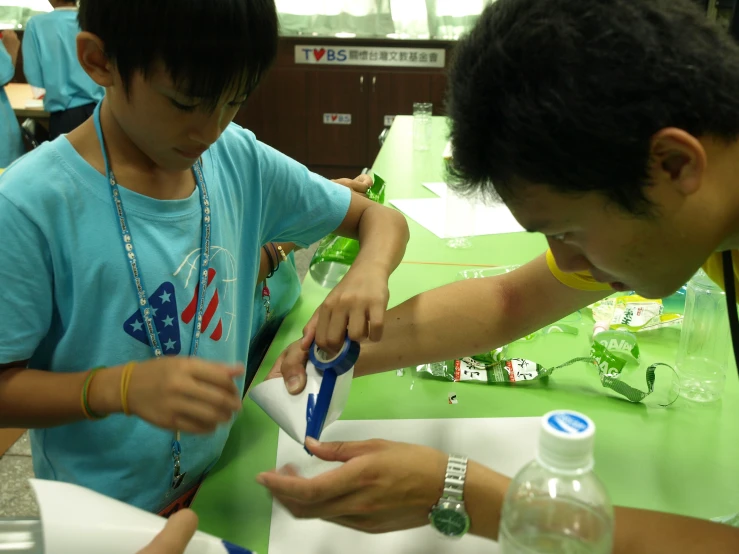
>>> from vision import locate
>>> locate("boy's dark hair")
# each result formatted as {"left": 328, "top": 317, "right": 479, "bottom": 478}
{"left": 447, "top": 0, "right": 739, "bottom": 213}
{"left": 78, "top": 0, "right": 278, "bottom": 110}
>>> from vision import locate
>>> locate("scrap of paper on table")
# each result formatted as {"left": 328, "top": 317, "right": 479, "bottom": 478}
{"left": 443, "top": 140, "right": 453, "bottom": 160}
{"left": 268, "top": 416, "right": 541, "bottom": 554}
{"left": 389, "top": 182, "right": 525, "bottom": 239}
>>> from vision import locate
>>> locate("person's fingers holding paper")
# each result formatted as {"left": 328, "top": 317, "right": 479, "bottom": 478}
{"left": 257, "top": 438, "right": 447, "bottom": 530}
{"left": 332, "top": 174, "right": 372, "bottom": 195}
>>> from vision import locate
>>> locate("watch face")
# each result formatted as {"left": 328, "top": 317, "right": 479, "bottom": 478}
{"left": 430, "top": 505, "right": 470, "bottom": 537}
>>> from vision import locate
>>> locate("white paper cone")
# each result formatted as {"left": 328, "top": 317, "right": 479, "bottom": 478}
{"left": 248, "top": 361, "right": 354, "bottom": 444}
{"left": 30, "top": 479, "right": 252, "bottom": 554}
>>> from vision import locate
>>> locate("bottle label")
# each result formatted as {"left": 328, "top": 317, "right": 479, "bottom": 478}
{"left": 547, "top": 412, "right": 590, "bottom": 435}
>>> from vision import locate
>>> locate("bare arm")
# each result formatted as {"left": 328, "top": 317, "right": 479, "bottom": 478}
{"left": 1, "top": 31, "right": 19, "bottom": 67}
{"left": 0, "top": 31, "right": 20, "bottom": 86}
{"left": 465, "top": 463, "right": 739, "bottom": 553}
{"left": 260, "top": 440, "right": 739, "bottom": 554}
{"left": 0, "top": 357, "right": 242, "bottom": 433}
{"left": 254, "top": 175, "right": 370, "bottom": 286}
{"left": 272, "top": 253, "right": 607, "bottom": 388}
{"left": 0, "top": 362, "right": 123, "bottom": 428}
{"left": 303, "top": 193, "right": 409, "bottom": 349}
{"left": 354, "top": 253, "right": 608, "bottom": 376}
{"left": 335, "top": 195, "right": 409, "bottom": 275}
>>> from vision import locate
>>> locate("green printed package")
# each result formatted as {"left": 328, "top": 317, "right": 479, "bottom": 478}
{"left": 590, "top": 294, "right": 682, "bottom": 334}
{"left": 416, "top": 330, "right": 678, "bottom": 406}
{"left": 310, "top": 174, "right": 386, "bottom": 288}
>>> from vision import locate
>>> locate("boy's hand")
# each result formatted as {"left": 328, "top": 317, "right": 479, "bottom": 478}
{"left": 305, "top": 263, "right": 390, "bottom": 353}
{"left": 96, "top": 358, "right": 244, "bottom": 433}
{"left": 265, "top": 262, "right": 389, "bottom": 395}
{"left": 266, "top": 339, "right": 310, "bottom": 394}
{"left": 332, "top": 174, "right": 373, "bottom": 196}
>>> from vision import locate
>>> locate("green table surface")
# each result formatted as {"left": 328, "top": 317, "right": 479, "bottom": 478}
{"left": 193, "top": 263, "right": 739, "bottom": 553}
{"left": 370, "top": 116, "right": 546, "bottom": 266}
{"left": 192, "top": 117, "right": 739, "bottom": 552}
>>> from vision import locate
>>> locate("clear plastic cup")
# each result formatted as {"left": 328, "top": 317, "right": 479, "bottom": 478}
{"left": 412, "top": 102, "right": 432, "bottom": 151}
{"left": 676, "top": 269, "right": 731, "bottom": 402}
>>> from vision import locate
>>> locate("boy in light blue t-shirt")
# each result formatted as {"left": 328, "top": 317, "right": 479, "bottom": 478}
{"left": 22, "top": 0, "right": 104, "bottom": 139}
{"left": 0, "top": 0, "right": 409, "bottom": 515}
{"left": 0, "top": 31, "right": 24, "bottom": 167}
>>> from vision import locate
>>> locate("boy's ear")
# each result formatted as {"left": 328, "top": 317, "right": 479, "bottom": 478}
{"left": 77, "top": 32, "right": 114, "bottom": 88}
{"left": 648, "top": 127, "right": 706, "bottom": 197}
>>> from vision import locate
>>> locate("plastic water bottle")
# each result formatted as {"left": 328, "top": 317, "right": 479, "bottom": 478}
{"left": 499, "top": 411, "right": 614, "bottom": 554}
{"left": 0, "top": 515, "right": 253, "bottom": 554}
{"left": 676, "top": 269, "right": 731, "bottom": 402}
{"left": 309, "top": 174, "right": 385, "bottom": 288}
{"left": 0, "top": 519, "right": 43, "bottom": 553}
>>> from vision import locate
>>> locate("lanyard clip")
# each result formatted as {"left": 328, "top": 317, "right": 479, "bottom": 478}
{"left": 171, "top": 439, "right": 185, "bottom": 489}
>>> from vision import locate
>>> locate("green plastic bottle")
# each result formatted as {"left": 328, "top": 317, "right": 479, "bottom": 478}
{"left": 309, "top": 174, "right": 386, "bottom": 288}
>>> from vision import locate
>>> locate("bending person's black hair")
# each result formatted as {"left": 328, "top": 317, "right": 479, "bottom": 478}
{"left": 447, "top": 0, "right": 739, "bottom": 213}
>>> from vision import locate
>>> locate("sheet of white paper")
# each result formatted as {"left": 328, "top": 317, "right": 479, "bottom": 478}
{"left": 30, "top": 86, "right": 46, "bottom": 100}
{"left": 390, "top": 182, "right": 524, "bottom": 239}
{"left": 390, "top": 197, "right": 524, "bottom": 238}
{"left": 422, "top": 181, "right": 449, "bottom": 197}
{"left": 249, "top": 363, "right": 354, "bottom": 445}
{"left": 443, "top": 141, "right": 453, "bottom": 160}
{"left": 269, "top": 417, "right": 541, "bottom": 554}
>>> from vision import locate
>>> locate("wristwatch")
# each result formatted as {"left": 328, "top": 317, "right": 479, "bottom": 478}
{"left": 428, "top": 454, "right": 471, "bottom": 538}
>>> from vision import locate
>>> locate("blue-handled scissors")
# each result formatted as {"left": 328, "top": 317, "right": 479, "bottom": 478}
{"left": 304, "top": 338, "right": 360, "bottom": 451}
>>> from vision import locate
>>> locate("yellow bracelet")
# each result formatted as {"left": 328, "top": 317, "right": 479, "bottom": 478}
{"left": 81, "top": 368, "right": 107, "bottom": 420}
{"left": 276, "top": 244, "right": 288, "bottom": 262}
{"left": 120, "top": 362, "right": 136, "bottom": 416}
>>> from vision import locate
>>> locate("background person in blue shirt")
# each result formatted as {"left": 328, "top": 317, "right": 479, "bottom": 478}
{"left": 22, "top": 0, "right": 104, "bottom": 139}
{"left": 0, "top": 30, "right": 25, "bottom": 167}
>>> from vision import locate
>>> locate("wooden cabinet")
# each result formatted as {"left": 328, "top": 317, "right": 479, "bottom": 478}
{"left": 233, "top": 68, "right": 308, "bottom": 162}
{"left": 304, "top": 70, "right": 440, "bottom": 169}
{"left": 236, "top": 38, "right": 453, "bottom": 176}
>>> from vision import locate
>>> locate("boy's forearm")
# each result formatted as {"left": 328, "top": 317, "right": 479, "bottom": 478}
{"left": 355, "top": 255, "right": 608, "bottom": 376}
{"left": 0, "top": 365, "right": 123, "bottom": 428}
{"left": 354, "top": 278, "right": 516, "bottom": 376}
{"left": 352, "top": 206, "right": 409, "bottom": 277}
{"left": 464, "top": 463, "right": 739, "bottom": 552}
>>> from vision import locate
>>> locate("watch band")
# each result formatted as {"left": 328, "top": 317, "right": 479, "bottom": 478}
{"left": 441, "top": 455, "right": 468, "bottom": 503}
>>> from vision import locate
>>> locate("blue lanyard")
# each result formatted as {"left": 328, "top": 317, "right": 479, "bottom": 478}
{"left": 93, "top": 101, "right": 212, "bottom": 489}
